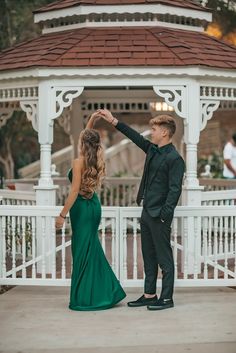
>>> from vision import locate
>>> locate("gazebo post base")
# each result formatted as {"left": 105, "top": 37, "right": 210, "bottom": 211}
{"left": 181, "top": 185, "right": 204, "bottom": 276}
{"left": 33, "top": 185, "right": 59, "bottom": 276}
{"left": 182, "top": 185, "right": 204, "bottom": 206}
{"left": 34, "top": 185, "right": 58, "bottom": 206}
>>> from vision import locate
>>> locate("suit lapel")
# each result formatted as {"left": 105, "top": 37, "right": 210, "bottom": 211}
{"left": 143, "top": 145, "right": 156, "bottom": 175}
{"left": 146, "top": 146, "right": 156, "bottom": 162}
{"left": 148, "top": 153, "right": 167, "bottom": 186}
{"left": 136, "top": 146, "right": 156, "bottom": 200}
{"left": 148, "top": 144, "right": 175, "bottom": 186}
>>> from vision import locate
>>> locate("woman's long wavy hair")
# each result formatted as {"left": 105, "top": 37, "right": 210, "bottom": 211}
{"left": 78, "top": 129, "right": 106, "bottom": 198}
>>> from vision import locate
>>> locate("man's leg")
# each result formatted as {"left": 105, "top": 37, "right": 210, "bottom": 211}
{"left": 140, "top": 209, "right": 159, "bottom": 296}
{"left": 155, "top": 221, "right": 175, "bottom": 300}
{"left": 127, "top": 208, "right": 158, "bottom": 307}
{"left": 146, "top": 213, "right": 175, "bottom": 308}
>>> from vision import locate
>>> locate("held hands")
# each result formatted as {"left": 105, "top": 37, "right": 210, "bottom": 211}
{"left": 86, "top": 109, "right": 118, "bottom": 129}
{"left": 97, "top": 109, "right": 117, "bottom": 124}
{"left": 88, "top": 109, "right": 117, "bottom": 125}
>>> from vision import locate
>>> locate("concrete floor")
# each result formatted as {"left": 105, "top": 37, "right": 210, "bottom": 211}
{"left": 0, "top": 286, "right": 236, "bottom": 353}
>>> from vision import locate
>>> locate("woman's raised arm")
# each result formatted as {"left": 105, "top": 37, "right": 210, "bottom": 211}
{"left": 85, "top": 111, "right": 100, "bottom": 129}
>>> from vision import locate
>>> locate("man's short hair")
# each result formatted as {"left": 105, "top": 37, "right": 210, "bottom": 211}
{"left": 232, "top": 133, "right": 236, "bottom": 144}
{"left": 149, "top": 115, "right": 176, "bottom": 138}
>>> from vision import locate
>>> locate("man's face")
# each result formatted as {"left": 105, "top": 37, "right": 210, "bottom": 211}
{"left": 150, "top": 124, "right": 168, "bottom": 145}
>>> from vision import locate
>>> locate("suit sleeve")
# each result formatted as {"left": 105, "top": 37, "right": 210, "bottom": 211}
{"left": 115, "top": 121, "right": 151, "bottom": 154}
{"left": 160, "top": 157, "right": 185, "bottom": 221}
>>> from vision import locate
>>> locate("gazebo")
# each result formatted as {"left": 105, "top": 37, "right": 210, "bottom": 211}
{"left": 0, "top": 0, "right": 236, "bottom": 287}
{"left": 0, "top": 0, "right": 235, "bottom": 206}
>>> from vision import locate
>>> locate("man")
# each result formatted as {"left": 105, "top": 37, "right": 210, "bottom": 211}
{"left": 223, "top": 133, "right": 236, "bottom": 179}
{"left": 98, "top": 109, "right": 185, "bottom": 310}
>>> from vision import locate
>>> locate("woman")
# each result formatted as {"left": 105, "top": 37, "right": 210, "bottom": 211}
{"left": 55, "top": 111, "right": 126, "bottom": 310}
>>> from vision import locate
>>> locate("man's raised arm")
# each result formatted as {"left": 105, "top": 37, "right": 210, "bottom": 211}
{"left": 98, "top": 109, "right": 151, "bottom": 154}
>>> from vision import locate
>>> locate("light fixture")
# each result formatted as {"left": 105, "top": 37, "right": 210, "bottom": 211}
{"left": 149, "top": 102, "right": 174, "bottom": 112}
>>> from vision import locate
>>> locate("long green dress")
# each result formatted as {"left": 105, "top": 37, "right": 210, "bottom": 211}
{"left": 68, "top": 168, "right": 126, "bottom": 311}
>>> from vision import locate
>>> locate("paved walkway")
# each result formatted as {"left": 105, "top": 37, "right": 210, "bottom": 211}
{"left": 0, "top": 286, "right": 236, "bottom": 353}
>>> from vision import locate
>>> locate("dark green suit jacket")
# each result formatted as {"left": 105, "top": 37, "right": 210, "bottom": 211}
{"left": 115, "top": 121, "right": 186, "bottom": 221}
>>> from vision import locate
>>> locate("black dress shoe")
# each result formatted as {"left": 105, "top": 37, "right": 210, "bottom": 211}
{"left": 127, "top": 294, "right": 158, "bottom": 307}
{"left": 147, "top": 298, "right": 174, "bottom": 310}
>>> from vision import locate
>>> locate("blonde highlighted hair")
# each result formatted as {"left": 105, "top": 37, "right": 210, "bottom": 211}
{"left": 149, "top": 115, "right": 176, "bottom": 137}
{"left": 79, "top": 129, "right": 105, "bottom": 198}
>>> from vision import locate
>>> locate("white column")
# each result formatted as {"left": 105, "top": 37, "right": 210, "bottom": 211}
{"left": 182, "top": 81, "right": 204, "bottom": 206}
{"left": 34, "top": 143, "right": 58, "bottom": 205}
{"left": 31, "top": 82, "right": 57, "bottom": 275}
{"left": 185, "top": 144, "right": 198, "bottom": 185}
{"left": 182, "top": 81, "right": 204, "bottom": 274}
{"left": 34, "top": 82, "right": 58, "bottom": 206}
{"left": 39, "top": 144, "right": 52, "bottom": 186}
{"left": 182, "top": 142, "right": 204, "bottom": 205}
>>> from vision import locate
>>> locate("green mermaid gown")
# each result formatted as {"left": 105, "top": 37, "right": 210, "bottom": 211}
{"left": 67, "top": 168, "right": 126, "bottom": 311}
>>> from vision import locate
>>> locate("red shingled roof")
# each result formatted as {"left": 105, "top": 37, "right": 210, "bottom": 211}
{"left": 34, "top": 0, "right": 209, "bottom": 14}
{"left": 0, "top": 26, "right": 236, "bottom": 72}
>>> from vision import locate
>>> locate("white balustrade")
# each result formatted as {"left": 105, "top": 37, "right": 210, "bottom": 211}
{"left": 0, "top": 205, "right": 235, "bottom": 287}
{"left": 4, "top": 177, "right": 236, "bottom": 207}
{"left": 0, "top": 190, "right": 36, "bottom": 206}
{"left": 201, "top": 189, "right": 236, "bottom": 206}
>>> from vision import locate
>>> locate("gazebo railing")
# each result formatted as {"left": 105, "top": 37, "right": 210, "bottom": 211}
{"left": 3, "top": 177, "right": 236, "bottom": 206}
{"left": 0, "top": 189, "right": 36, "bottom": 206}
{"left": 199, "top": 178, "right": 236, "bottom": 191}
{"left": 201, "top": 189, "right": 236, "bottom": 206}
{"left": 0, "top": 205, "right": 235, "bottom": 287}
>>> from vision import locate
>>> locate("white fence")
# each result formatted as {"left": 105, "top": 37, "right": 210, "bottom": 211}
{"left": 0, "top": 205, "right": 235, "bottom": 287}
{"left": 201, "top": 189, "right": 236, "bottom": 206}
{"left": 4, "top": 177, "right": 236, "bottom": 206}
{"left": 0, "top": 190, "right": 36, "bottom": 205}
{"left": 3, "top": 177, "right": 140, "bottom": 206}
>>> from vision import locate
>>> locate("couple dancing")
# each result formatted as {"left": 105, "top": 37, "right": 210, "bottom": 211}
{"left": 56, "top": 109, "right": 185, "bottom": 311}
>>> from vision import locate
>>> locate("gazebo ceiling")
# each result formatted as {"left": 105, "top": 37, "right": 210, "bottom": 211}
{"left": 34, "top": 0, "right": 209, "bottom": 14}
{"left": 0, "top": 26, "right": 236, "bottom": 72}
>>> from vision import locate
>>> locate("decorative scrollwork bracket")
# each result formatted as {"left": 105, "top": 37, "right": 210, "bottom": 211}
{"left": 200, "top": 100, "right": 220, "bottom": 131}
{"left": 153, "top": 86, "right": 187, "bottom": 118}
{"left": 20, "top": 100, "right": 38, "bottom": 132}
{"left": 51, "top": 87, "right": 84, "bottom": 120}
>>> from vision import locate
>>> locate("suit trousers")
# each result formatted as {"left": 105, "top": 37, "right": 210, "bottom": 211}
{"left": 140, "top": 207, "right": 174, "bottom": 299}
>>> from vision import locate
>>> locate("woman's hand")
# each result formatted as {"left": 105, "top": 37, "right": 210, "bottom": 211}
{"left": 86, "top": 111, "right": 101, "bottom": 129}
{"left": 55, "top": 215, "right": 65, "bottom": 230}
{"left": 97, "top": 109, "right": 114, "bottom": 123}
{"left": 91, "top": 111, "right": 102, "bottom": 121}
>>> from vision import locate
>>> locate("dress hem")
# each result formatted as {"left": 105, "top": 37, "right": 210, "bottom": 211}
{"left": 68, "top": 294, "right": 126, "bottom": 311}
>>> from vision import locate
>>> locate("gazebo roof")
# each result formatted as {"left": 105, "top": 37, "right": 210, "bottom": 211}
{"left": 34, "top": 0, "right": 209, "bottom": 14}
{"left": 0, "top": 26, "right": 236, "bottom": 72}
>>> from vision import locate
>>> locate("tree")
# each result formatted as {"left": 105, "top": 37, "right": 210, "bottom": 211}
{"left": 0, "top": 0, "right": 53, "bottom": 179}
{"left": 0, "top": 111, "right": 39, "bottom": 179}
{"left": 205, "top": 0, "right": 236, "bottom": 43}
{"left": 0, "top": 0, "right": 53, "bottom": 50}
